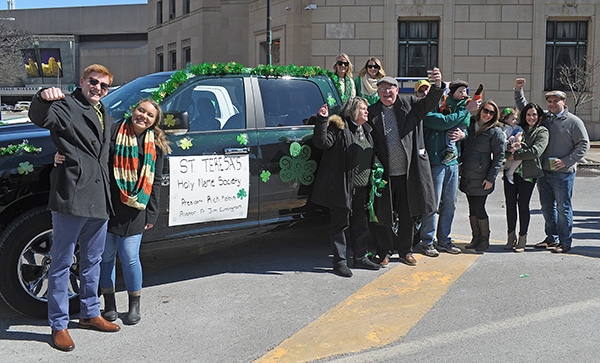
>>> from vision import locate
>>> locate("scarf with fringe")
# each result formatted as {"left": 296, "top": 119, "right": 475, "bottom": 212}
{"left": 113, "top": 118, "right": 157, "bottom": 210}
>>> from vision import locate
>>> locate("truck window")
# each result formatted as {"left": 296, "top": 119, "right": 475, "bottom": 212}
{"left": 161, "top": 77, "right": 246, "bottom": 131}
{"left": 259, "top": 78, "right": 324, "bottom": 127}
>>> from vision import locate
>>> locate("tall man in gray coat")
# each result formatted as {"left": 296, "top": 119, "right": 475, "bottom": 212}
{"left": 514, "top": 78, "right": 589, "bottom": 253}
{"left": 29, "top": 64, "right": 121, "bottom": 352}
{"left": 368, "top": 70, "right": 445, "bottom": 266}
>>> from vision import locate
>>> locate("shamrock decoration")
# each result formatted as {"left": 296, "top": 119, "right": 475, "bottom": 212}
{"left": 237, "top": 188, "right": 247, "bottom": 199}
{"left": 326, "top": 93, "right": 336, "bottom": 106}
{"left": 279, "top": 142, "right": 317, "bottom": 186}
{"left": 260, "top": 170, "right": 271, "bottom": 183}
{"left": 178, "top": 137, "right": 193, "bottom": 150}
{"left": 18, "top": 161, "right": 34, "bottom": 175}
{"left": 163, "top": 113, "right": 177, "bottom": 127}
{"left": 236, "top": 133, "right": 248, "bottom": 146}
{"left": 0, "top": 139, "right": 42, "bottom": 157}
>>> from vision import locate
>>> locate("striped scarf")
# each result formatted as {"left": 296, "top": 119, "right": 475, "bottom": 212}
{"left": 113, "top": 118, "right": 157, "bottom": 210}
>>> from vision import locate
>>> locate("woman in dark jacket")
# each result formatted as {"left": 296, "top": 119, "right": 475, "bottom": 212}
{"left": 460, "top": 100, "right": 505, "bottom": 252}
{"left": 99, "top": 99, "right": 171, "bottom": 324}
{"left": 503, "top": 103, "right": 548, "bottom": 252}
{"left": 311, "top": 97, "right": 381, "bottom": 277}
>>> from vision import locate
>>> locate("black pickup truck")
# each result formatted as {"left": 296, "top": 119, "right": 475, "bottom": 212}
{"left": 0, "top": 63, "right": 342, "bottom": 317}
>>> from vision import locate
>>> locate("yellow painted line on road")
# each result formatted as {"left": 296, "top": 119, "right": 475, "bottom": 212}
{"left": 255, "top": 238, "right": 481, "bottom": 363}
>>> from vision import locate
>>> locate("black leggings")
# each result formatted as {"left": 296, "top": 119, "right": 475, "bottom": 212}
{"left": 466, "top": 194, "right": 488, "bottom": 219}
{"left": 503, "top": 173, "right": 536, "bottom": 235}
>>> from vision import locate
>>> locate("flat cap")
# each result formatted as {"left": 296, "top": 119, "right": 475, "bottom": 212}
{"left": 377, "top": 76, "right": 398, "bottom": 88}
{"left": 545, "top": 90, "right": 566, "bottom": 100}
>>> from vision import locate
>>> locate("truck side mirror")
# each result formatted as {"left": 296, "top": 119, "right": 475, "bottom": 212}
{"left": 161, "top": 111, "right": 189, "bottom": 135}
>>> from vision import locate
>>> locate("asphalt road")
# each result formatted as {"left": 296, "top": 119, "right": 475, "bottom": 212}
{"left": 2, "top": 113, "right": 600, "bottom": 362}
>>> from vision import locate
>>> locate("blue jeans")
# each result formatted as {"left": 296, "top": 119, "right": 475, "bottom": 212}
{"left": 537, "top": 170, "right": 575, "bottom": 247}
{"left": 48, "top": 212, "right": 107, "bottom": 330}
{"left": 100, "top": 232, "right": 143, "bottom": 293}
{"left": 420, "top": 164, "right": 459, "bottom": 246}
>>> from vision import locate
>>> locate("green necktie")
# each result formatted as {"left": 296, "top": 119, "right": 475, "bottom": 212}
{"left": 93, "top": 104, "right": 104, "bottom": 131}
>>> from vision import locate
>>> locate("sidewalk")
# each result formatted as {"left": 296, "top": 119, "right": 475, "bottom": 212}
{"left": 579, "top": 141, "right": 600, "bottom": 167}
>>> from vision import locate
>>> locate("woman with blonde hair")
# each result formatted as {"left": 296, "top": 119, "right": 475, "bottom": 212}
{"left": 331, "top": 53, "right": 356, "bottom": 103}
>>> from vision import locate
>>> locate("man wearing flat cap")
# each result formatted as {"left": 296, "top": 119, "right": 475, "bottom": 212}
{"left": 514, "top": 78, "right": 589, "bottom": 254}
{"left": 368, "top": 70, "right": 446, "bottom": 267}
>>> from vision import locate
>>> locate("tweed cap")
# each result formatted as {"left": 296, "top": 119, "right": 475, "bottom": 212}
{"left": 376, "top": 76, "right": 398, "bottom": 87}
{"left": 545, "top": 90, "right": 567, "bottom": 100}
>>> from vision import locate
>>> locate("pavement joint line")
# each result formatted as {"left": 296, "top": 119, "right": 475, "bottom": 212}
{"left": 254, "top": 247, "right": 481, "bottom": 363}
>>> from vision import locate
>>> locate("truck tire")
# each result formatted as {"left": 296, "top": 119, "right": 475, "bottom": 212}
{"left": 0, "top": 206, "right": 81, "bottom": 318}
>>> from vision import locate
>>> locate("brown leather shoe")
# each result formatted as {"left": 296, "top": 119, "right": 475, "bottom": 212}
{"left": 79, "top": 316, "right": 121, "bottom": 332}
{"left": 401, "top": 253, "right": 417, "bottom": 266}
{"left": 51, "top": 329, "right": 75, "bottom": 352}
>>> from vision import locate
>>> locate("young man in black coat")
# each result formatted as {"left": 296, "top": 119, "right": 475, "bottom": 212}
{"left": 29, "top": 64, "right": 121, "bottom": 352}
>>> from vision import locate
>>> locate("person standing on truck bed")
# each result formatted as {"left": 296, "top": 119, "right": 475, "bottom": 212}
{"left": 28, "top": 64, "right": 121, "bottom": 352}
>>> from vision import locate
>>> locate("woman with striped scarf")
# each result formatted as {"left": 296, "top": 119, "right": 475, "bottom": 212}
{"left": 100, "top": 98, "right": 171, "bottom": 325}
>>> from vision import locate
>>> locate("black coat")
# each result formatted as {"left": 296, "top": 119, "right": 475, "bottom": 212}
{"left": 459, "top": 121, "right": 505, "bottom": 196}
{"left": 107, "top": 121, "right": 164, "bottom": 237}
{"left": 367, "top": 85, "right": 445, "bottom": 225}
{"left": 29, "top": 88, "right": 113, "bottom": 219}
{"left": 311, "top": 114, "right": 374, "bottom": 211}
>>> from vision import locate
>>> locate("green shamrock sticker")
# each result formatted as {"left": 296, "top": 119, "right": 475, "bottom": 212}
{"left": 236, "top": 133, "right": 248, "bottom": 145}
{"left": 260, "top": 170, "right": 271, "bottom": 183}
{"left": 327, "top": 94, "right": 336, "bottom": 106}
{"left": 279, "top": 142, "right": 317, "bottom": 186}
{"left": 237, "top": 188, "right": 247, "bottom": 199}
{"left": 18, "top": 161, "right": 34, "bottom": 175}
{"left": 178, "top": 137, "right": 193, "bottom": 150}
{"left": 163, "top": 114, "right": 176, "bottom": 127}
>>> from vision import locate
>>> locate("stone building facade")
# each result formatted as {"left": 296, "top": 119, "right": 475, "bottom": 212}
{"left": 149, "top": 0, "right": 600, "bottom": 139}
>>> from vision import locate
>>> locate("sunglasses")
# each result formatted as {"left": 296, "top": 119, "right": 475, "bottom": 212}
{"left": 88, "top": 77, "right": 110, "bottom": 91}
{"left": 367, "top": 64, "right": 380, "bottom": 70}
{"left": 336, "top": 61, "right": 349, "bottom": 67}
{"left": 481, "top": 108, "right": 495, "bottom": 116}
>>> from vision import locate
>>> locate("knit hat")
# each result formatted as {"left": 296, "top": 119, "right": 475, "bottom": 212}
{"left": 414, "top": 79, "right": 431, "bottom": 93}
{"left": 448, "top": 80, "right": 469, "bottom": 95}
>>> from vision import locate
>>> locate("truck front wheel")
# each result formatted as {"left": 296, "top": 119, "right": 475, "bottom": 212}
{"left": 0, "top": 207, "right": 81, "bottom": 318}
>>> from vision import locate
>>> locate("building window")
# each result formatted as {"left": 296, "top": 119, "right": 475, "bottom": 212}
{"left": 156, "top": 53, "right": 164, "bottom": 72}
{"left": 183, "top": 0, "right": 190, "bottom": 14}
{"left": 169, "top": 50, "right": 177, "bottom": 70}
{"left": 183, "top": 46, "right": 191, "bottom": 68}
{"left": 545, "top": 20, "right": 588, "bottom": 91}
{"left": 156, "top": 1, "right": 163, "bottom": 24}
{"left": 259, "top": 39, "right": 280, "bottom": 65}
{"left": 169, "top": 0, "right": 176, "bottom": 19}
{"left": 397, "top": 21, "right": 439, "bottom": 77}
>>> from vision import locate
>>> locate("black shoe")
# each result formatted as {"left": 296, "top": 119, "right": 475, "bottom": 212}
{"left": 353, "top": 259, "right": 381, "bottom": 270}
{"left": 333, "top": 265, "right": 353, "bottom": 277}
{"left": 534, "top": 238, "right": 559, "bottom": 249}
{"left": 551, "top": 245, "right": 571, "bottom": 253}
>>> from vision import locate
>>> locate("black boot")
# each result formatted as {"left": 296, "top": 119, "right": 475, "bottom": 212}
{"left": 101, "top": 293, "right": 117, "bottom": 322}
{"left": 125, "top": 294, "right": 141, "bottom": 325}
{"left": 464, "top": 216, "right": 480, "bottom": 249}
{"left": 475, "top": 218, "right": 490, "bottom": 252}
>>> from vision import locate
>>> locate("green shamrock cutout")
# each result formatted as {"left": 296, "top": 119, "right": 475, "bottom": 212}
{"left": 260, "top": 170, "right": 271, "bottom": 183}
{"left": 279, "top": 142, "right": 317, "bottom": 186}
{"left": 18, "top": 161, "right": 34, "bottom": 175}
{"left": 163, "top": 114, "right": 176, "bottom": 127}
{"left": 237, "top": 188, "right": 247, "bottom": 199}
{"left": 236, "top": 133, "right": 248, "bottom": 146}
{"left": 178, "top": 137, "right": 193, "bottom": 150}
{"left": 327, "top": 94, "right": 336, "bottom": 106}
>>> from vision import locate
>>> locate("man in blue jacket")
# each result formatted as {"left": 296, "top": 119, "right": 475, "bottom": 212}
{"left": 29, "top": 64, "right": 121, "bottom": 352}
